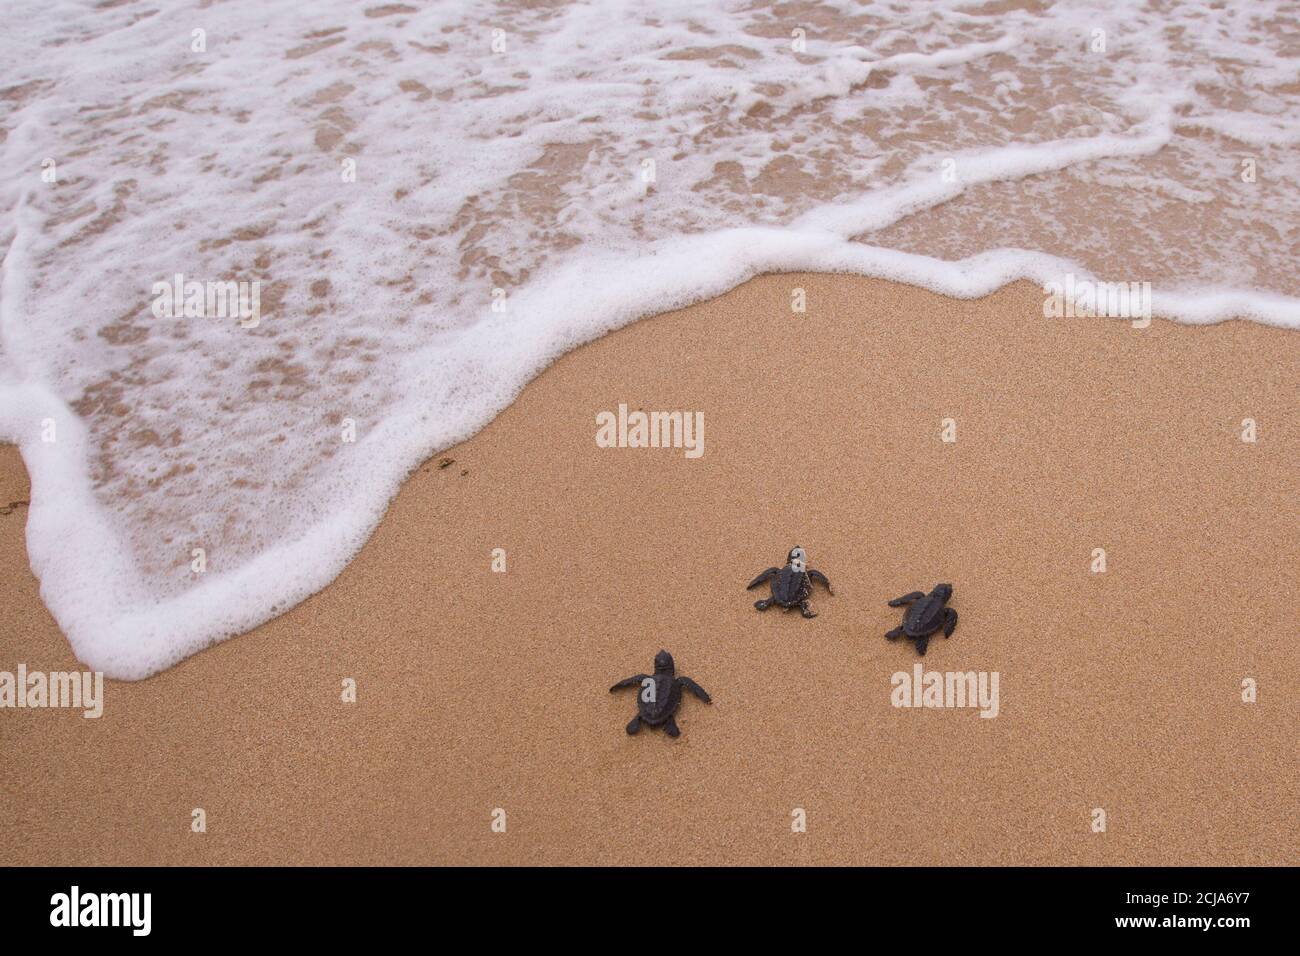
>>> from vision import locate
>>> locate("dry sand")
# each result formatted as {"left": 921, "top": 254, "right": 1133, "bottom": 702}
{"left": 0, "top": 275, "right": 1295, "bottom": 865}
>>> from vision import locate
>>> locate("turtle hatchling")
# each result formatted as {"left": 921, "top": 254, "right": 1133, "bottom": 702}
{"left": 609, "top": 650, "right": 711, "bottom": 738}
{"left": 747, "top": 546, "right": 833, "bottom": 618}
{"left": 885, "top": 584, "right": 958, "bottom": 655}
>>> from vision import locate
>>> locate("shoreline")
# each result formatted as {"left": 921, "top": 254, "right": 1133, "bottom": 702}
{"left": 1, "top": 274, "right": 1295, "bottom": 865}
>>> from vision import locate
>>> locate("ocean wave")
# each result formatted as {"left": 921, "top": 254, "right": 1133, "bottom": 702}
{"left": 0, "top": 0, "right": 1296, "bottom": 676}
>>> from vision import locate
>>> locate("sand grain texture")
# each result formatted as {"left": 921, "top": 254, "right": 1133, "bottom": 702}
{"left": 1, "top": 276, "right": 1295, "bottom": 865}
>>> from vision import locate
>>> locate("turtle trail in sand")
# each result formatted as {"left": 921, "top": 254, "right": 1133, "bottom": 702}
{"left": 609, "top": 650, "right": 711, "bottom": 738}
{"left": 747, "top": 546, "right": 833, "bottom": 618}
{"left": 885, "top": 584, "right": 958, "bottom": 655}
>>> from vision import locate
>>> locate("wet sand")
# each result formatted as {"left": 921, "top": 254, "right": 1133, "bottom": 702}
{"left": 0, "top": 275, "right": 1295, "bottom": 865}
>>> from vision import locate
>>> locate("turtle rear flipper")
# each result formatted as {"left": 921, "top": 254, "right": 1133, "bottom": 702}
{"left": 885, "top": 626, "right": 905, "bottom": 641}
{"left": 663, "top": 717, "right": 681, "bottom": 738}
{"left": 943, "top": 608, "right": 958, "bottom": 637}
{"left": 626, "top": 716, "right": 642, "bottom": 735}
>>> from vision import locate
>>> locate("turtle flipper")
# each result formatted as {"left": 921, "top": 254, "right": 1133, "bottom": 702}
{"left": 609, "top": 674, "right": 648, "bottom": 692}
{"left": 753, "top": 598, "right": 773, "bottom": 611}
{"left": 747, "top": 567, "right": 780, "bottom": 590}
{"left": 808, "top": 569, "right": 833, "bottom": 594}
{"left": 678, "top": 677, "right": 711, "bottom": 704}
{"left": 663, "top": 717, "right": 681, "bottom": 738}
{"left": 888, "top": 591, "right": 924, "bottom": 607}
{"left": 943, "top": 608, "right": 958, "bottom": 637}
{"left": 625, "top": 716, "right": 642, "bottom": 735}
{"left": 799, "top": 600, "right": 817, "bottom": 619}
{"left": 885, "top": 626, "right": 905, "bottom": 640}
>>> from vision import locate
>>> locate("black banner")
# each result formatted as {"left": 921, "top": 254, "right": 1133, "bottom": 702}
{"left": 0, "top": 866, "right": 1286, "bottom": 941}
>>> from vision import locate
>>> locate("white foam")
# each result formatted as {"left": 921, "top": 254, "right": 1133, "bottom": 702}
{"left": 0, "top": 0, "right": 1297, "bottom": 677}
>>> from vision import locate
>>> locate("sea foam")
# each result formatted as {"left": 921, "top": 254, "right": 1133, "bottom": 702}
{"left": 0, "top": 0, "right": 1297, "bottom": 677}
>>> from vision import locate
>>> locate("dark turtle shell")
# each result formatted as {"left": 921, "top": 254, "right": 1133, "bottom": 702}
{"left": 771, "top": 566, "right": 812, "bottom": 606}
{"left": 904, "top": 592, "right": 947, "bottom": 636}
{"left": 636, "top": 674, "right": 683, "bottom": 725}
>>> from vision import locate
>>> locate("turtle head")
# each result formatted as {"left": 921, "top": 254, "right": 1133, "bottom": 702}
{"left": 787, "top": 546, "right": 806, "bottom": 564}
{"left": 653, "top": 650, "right": 675, "bottom": 674}
{"left": 933, "top": 583, "right": 953, "bottom": 600}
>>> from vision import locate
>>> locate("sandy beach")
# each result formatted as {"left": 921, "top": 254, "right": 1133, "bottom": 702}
{"left": 1, "top": 274, "right": 1294, "bottom": 866}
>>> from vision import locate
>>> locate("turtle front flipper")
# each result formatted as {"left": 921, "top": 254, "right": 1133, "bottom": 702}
{"left": 808, "top": 569, "right": 833, "bottom": 594}
{"left": 888, "top": 591, "right": 924, "bottom": 607}
{"left": 609, "top": 674, "right": 648, "bottom": 692}
{"left": 678, "top": 677, "right": 711, "bottom": 704}
{"left": 747, "top": 567, "right": 780, "bottom": 589}
{"left": 885, "top": 626, "right": 905, "bottom": 641}
{"left": 943, "top": 608, "right": 958, "bottom": 637}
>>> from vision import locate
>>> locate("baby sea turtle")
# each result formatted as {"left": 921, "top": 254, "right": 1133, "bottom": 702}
{"left": 609, "top": 650, "right": 711, "bottom": 738}
{"left": 747, "top": 546, "right": 833, "bottom": 618}
{"left": 885, "top": 584, "right": 958, "bottom": 655}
